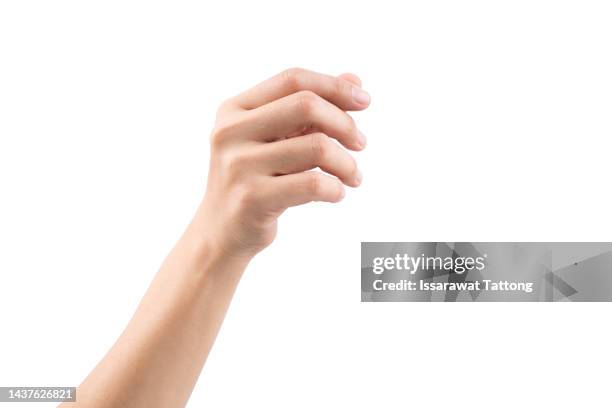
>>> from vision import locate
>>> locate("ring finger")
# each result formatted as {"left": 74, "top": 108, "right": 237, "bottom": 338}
{"left": 253, "top": 132, "right": 362, "bottom": 187}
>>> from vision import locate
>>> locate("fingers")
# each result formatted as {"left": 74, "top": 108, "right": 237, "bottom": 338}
{"left": 233, "top": 67, "right": 370, "bottom": 111}
{"left": 253, "top": 133, "right": 362, "bottom": 187}
{"left": 240, "top": 90, "right": 366, "bottom": 151}
{"left": 258, "top": 171, "right": 345, "bottom": 212}
{"left": 338, "top": 73, "right": 362, "bottom": 87}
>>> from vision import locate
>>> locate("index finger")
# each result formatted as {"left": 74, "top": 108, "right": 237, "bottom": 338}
{"left": 233, "top": 67, "right": 371, "bottom": 111}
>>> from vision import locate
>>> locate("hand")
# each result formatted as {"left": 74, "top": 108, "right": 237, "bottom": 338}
{"left": 65, "top": 68, "right": 370, "bottom": 408}
{"left": 196, "top": 68, "right": 370, "bottom": 258}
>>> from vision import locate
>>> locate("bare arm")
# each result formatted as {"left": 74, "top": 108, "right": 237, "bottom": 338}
{"left": 61, "top": 68, "right": 370, "bottom": 407}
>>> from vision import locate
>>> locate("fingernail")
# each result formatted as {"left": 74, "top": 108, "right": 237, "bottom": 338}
{"left": 352, "top": 87, "right": 371, "bottom": 105}
{"left": 354, "top": 170, "right": 363, "bottom": 186}
{"left": 357, "top": 131, "right": 367, "bottom": 148}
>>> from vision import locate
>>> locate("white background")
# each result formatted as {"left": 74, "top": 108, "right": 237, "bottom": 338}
{"left": 1, "top": 1, "right": 611, "bottom": 407}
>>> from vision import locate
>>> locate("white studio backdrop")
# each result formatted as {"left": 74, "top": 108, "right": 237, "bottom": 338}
{"left": 1, "top": 1, "right": 611, "bottom": 407}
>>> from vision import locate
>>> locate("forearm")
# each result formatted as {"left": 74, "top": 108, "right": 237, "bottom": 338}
{"left": 63, "top": 213, "right": 250, "bottom": 407}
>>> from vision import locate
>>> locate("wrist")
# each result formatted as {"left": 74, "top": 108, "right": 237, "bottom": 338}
{"left": 179, "top": 212, "right": 254, "bottom": 278}
{"left": 191, "top": 197, "right": 267, "bottom": 260}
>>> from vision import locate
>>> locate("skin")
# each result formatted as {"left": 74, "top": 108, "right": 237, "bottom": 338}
{"left": 60, "top": 68, "right": 370, "bottom": 407}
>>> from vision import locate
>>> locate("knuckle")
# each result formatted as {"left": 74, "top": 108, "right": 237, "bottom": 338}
{"left": 333, "top": 76, "right": 350, "bottom": 99}
{"left": 210, "top": 124, "right": 230, "bottom": 147}
{"left": 210, "top": 121, "right": 237, "bottom": 147}
{"left": 296, "top": 90, "right": 320, "bottom": 116}
{"left": 280, "top": 67, "right": 305, "bottom": 91}
{"left": 224, "top": 149, "right": 251, "bottom": 177}
{"left": 210, "top": 116, "right": 242, "bottom": 148}
{"left": 216, "top": 98, "right": 234, "bottom": 116}
{"left": 348, "top": 155, "right": 358, "bottom": 175}
{"left": 308, "top": 172, "right": 322, "bottom": 197}
{"left": 344, "top": 115, "right": 358, "bottom": 137}
{"left": 310, "top": 133, "right": 329, "bottom": 163}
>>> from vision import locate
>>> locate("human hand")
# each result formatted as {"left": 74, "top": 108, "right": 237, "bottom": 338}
{"left": 196, "top": 68, "right": 370, "bottom": 259}
{"left": 59, "top": 70, "right": 371, "bottom": 408}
